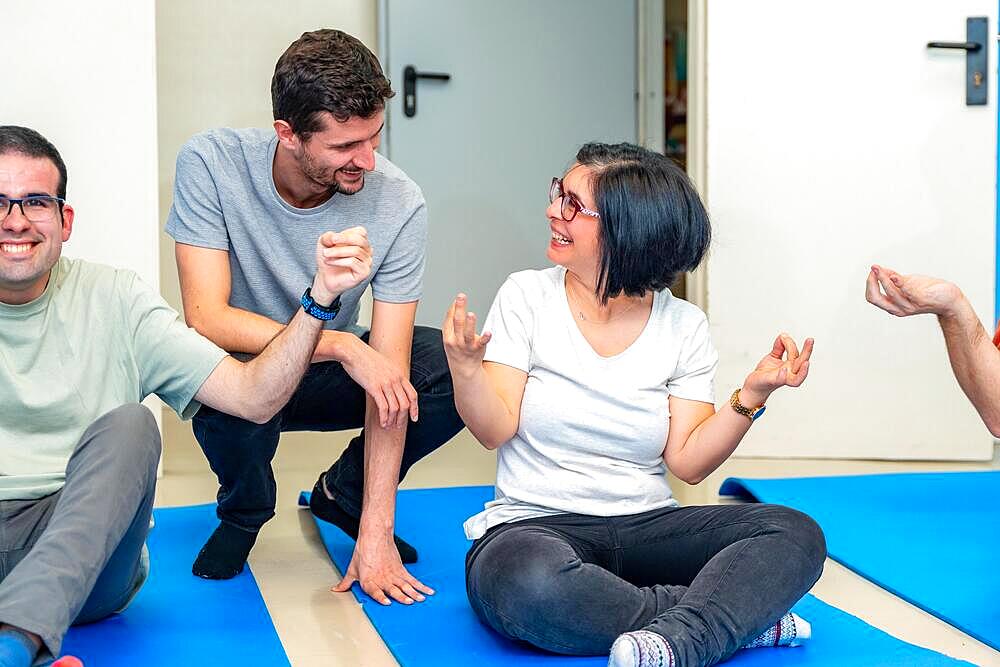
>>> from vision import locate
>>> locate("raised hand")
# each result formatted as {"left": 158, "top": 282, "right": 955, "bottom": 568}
{"left": 312, "top": 227, "right": 372, "bottom": 302}
{"left": 741, "top": 334, "right": 815, "bottom": 407}
{"left": 442, "top": 294, "right": 492, "bottom": 377}
{"left": 865, "top": 264, "right": 962, "bottom": 318}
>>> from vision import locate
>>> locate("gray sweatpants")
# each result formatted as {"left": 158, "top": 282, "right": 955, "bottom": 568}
{"left": 0, "top": 404, "right": 160, "bottom": 660}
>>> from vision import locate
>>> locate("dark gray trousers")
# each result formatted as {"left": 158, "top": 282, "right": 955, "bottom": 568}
{"left": 0, "top": 404, "right": 159, "bottom": 659}
{"left": 466, "top": 503, "right": 826, "bottom": 667}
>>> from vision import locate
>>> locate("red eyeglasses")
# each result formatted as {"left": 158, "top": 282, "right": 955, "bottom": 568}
{"left": 549, "top": 177, "right": 600, "bottom": 221}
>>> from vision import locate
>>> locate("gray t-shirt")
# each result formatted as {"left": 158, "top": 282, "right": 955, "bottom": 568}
{"left": 165, "top": 128, "right": 427, "bottom": 341}
{"left": 464, "top": 267, "right": 719, "bottom": 539}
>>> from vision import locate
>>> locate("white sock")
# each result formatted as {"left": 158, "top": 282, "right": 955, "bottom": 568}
{"left": 743, "top": 612, "right": 811, "bottom": 649}
{"left": 608, "top": 630, "right": 676, "bottom": 667}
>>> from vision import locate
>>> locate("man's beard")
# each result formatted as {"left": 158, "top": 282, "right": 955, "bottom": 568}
{"left": 301, "top": 152, "right": 364, "bottom": 195}
{"left": 331, "top": 172, "right": 365, "bottom": 195}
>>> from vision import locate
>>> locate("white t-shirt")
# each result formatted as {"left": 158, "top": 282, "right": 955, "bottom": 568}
{"left": 464, "top": 266, "right": 719, "bottom": 540}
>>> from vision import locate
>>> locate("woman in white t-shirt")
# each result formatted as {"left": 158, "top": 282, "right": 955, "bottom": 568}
{"left": 442, "top": 143, "right": 825, "bottom": 667}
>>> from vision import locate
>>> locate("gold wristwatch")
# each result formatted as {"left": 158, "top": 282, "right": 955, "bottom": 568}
{"left": 730, "top": 389, "right": 766, "bottom": 422}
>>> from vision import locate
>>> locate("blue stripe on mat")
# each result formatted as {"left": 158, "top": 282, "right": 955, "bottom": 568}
{"left": 301, "top": 486, "right": 970, "bottom": 666}
{"left": 61, "top": 503, "right": 289, "bottom": 666}
{"left": 719, "top": 472, "right": 1000, "bottom": 652}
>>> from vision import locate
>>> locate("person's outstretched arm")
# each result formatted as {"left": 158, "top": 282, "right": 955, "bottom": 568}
{"left": 866, "top": 264, "right": 1000, "bottom": 436}
{"left": 195, "top": 228, "right": 372, "bottom": 422}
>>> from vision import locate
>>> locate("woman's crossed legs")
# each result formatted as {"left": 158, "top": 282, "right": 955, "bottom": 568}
{"left": 466, "top": 503, "right": 825, "bottom": 667}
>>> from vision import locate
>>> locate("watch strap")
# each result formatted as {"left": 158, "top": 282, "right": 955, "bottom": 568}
{"left": 730, "top": 389, "right": 766, "bottom": 422}
{"left": 301, "top": 288, "right": 341, "bottom": 321}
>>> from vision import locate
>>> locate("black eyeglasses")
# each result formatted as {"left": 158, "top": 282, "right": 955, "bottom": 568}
{"left": 549, "top": 177, "right": 599, "bottom": 222}
{"left": 0, "top": 196, "right": 65, "bottom": 223}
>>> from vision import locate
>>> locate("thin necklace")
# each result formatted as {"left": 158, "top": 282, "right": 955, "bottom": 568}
{"left": 566, "top": 283, "right": 643, "bottom": 324}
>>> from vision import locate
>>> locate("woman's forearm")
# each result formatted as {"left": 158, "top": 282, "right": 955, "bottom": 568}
{"left": 452, "top": 366, "right": 519, "bottom": 449}
{"left": 667, "top": 401, "right": 753, "bottom": 484}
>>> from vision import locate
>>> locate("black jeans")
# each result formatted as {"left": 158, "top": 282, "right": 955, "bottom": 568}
{"left": 466, "top": 503, "right": 826, "bottom": 667}
{"left": 193, "top": 325, "right": 464, "bottom": 530}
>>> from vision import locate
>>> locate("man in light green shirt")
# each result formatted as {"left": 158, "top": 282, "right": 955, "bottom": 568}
{"left": 0, "top": 125, "right": 373, "bottom": 666}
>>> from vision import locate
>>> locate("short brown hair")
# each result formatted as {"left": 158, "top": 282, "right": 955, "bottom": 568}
{"left": 271, "top": 29, "right": 394, "bottom": 139}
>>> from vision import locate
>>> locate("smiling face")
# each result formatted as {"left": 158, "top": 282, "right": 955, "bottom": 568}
{"left": 0, "top": 152, "right": 73, "bottom": 304}
{"left": 546, "top": 163, "right": 602, "bottom": 282}
{"left": 281, "top": 110, "right": 384, "bottom": 197}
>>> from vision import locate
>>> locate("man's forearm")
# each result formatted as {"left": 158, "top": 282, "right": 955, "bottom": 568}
{"left": 193, "top": 302, "right": 357, "bottom": 364}
{"left": 358, "top": 399, "right": 407, "bottom": 535}
{"left": 198, "top": 305, "right": 327, "bottom": 424}
{"left": 938, "top": 296, "right": 1000, "bottom": 435}
{"left": 239, "top": 307, "right": 324, "bottom": 421}
{"left": 357, "top": 306, "right": 416, "bottom": 536}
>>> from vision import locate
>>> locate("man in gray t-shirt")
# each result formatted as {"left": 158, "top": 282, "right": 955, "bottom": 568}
{"left": 165, "top": 29, "right": 463, "bottom": 604}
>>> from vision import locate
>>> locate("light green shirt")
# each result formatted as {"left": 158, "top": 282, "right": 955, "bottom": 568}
{"left": 0, "top": 257, "right": 227, "bottom": 501}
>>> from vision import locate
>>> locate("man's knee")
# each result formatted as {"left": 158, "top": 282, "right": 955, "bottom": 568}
{"left": 410, "top": 326, "right": 453, "bottom": 394}
{"left": 192, "top": 403, "right": 280, "bottom": 463}
{"left": 82, "top": 404, "right": 161, "bottom": 476}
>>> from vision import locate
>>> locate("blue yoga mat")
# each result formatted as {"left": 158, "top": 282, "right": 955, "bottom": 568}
{"left": 60, "top": 503, "right": 288, "bottom": 666}
{"left": 301, "top": 486, "right": 970, "bottom": 666}
{"left": 719, "top": 472, "right": 1000, "bottom": 653}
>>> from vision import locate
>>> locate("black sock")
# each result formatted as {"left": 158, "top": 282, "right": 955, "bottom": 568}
{"left": 192, "top": 522, "right": 258, "bottom": 579}
{"left": 310, "top": 475, "right": 418, "bottom": 564}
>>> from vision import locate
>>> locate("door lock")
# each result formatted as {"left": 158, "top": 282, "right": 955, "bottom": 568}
{"left": 927, "top": 17, "right": 988, "bottom": 105}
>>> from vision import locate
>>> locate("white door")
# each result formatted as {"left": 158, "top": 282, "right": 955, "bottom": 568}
{"left": 705, "top": 1, "right": 996, "bottom": 459}
{"left": 380, "top": 0, "right": 637, "bottom": 325}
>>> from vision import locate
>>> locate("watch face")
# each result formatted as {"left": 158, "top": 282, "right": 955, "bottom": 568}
{"left": 752, "top": 406, "right": 767, "bottom": 421}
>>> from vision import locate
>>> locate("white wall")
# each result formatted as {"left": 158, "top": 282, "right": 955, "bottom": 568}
{"left": 7, "top": 0, "right": 162, "bottom": 426}
{"left": 6, "top": 0, "right": 159, "bottom": 288}
{"left": 704, "top": 1, "right": 996, "bottom": 460}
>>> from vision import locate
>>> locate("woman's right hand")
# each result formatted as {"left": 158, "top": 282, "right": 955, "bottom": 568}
{"left": 442, "top": 293, "right": 492, "bottom": 378}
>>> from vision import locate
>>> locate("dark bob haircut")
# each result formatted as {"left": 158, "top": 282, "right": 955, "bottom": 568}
{"left": 576, "top": 142, "right": 711, "bottom": 304}
{"left": 0, "top": 126, "right": 68, "bottom": 199}
{"left": 271, "top": 29, "right": 395, "bottom": 140}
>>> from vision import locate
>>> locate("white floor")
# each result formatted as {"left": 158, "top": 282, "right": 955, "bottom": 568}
{"left": 154, "top": 416, "right": 1000, "bottom": 666}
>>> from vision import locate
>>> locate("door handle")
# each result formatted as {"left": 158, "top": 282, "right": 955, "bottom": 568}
{"left": 927, "top": 17, "right": 988, "bottom": 106}
{"left": 403, "top": 66, "right": 452, "bottom": 118}
{"left": 926, "top": 41, "right": 981, "bottom": 51}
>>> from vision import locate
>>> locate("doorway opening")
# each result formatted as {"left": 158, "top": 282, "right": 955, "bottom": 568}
{"left": 664, "top": 0, "right": 691, "bottom": 301}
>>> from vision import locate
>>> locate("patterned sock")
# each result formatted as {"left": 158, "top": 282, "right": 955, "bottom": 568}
{"left": 743, "top": 612, "right": 811, "bottom": 649}
{"left": 608, "top": 630, "right": 676, "bottom": 667}
{"left": 0, "top": 629, "right": 36, "bottom": 667}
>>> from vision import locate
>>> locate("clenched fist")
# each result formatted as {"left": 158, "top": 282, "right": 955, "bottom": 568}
{"left": 312, "top": 227, "right": 373, "bottom": 305}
